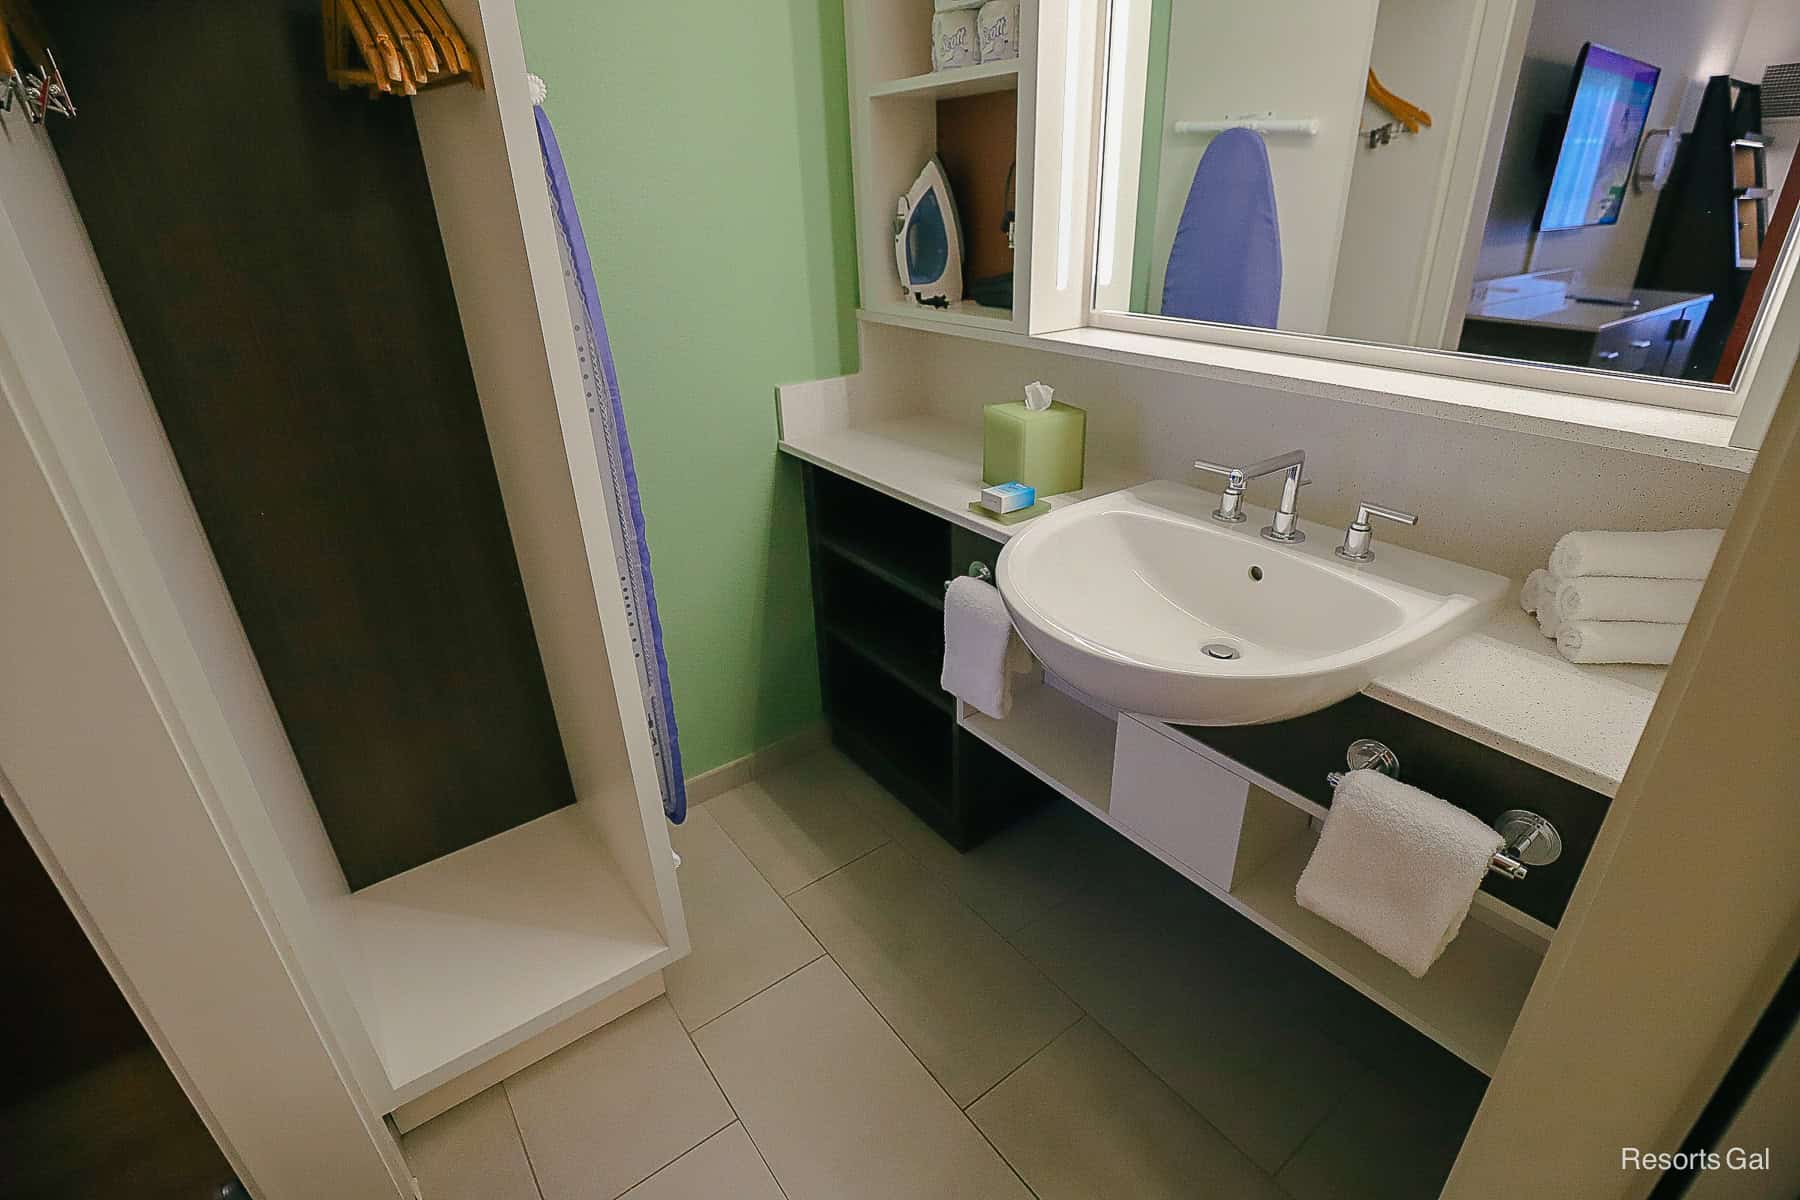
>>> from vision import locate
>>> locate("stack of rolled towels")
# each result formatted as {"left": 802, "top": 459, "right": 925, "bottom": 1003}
{"left": 1520, "top": 529, "right": 1722, "bottom": 665}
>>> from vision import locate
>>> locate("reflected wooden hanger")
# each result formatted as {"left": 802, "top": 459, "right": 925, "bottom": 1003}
{"left": 1367, "top": 70, "right": 1432, "bottom": 134}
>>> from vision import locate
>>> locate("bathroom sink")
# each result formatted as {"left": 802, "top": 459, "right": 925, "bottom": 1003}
{"left": 996, "top": 481, "right": 1509, "bottom": 725}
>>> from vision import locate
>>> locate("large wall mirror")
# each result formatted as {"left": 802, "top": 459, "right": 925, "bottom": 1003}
{"left": 1093, "top": 0, "right": 1800, "bottom": 404}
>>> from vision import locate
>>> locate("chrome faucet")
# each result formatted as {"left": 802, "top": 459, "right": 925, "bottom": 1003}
{"left": 1193, "top": 450, "right": 1309, "bottom": 543}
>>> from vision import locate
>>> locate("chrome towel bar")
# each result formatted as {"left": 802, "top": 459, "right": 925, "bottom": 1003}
{"left": 1324, "top": 738, "right": 1563, "bottom": 881}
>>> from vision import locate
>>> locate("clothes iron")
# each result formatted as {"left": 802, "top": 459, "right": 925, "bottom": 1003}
{"left": 894, "top": 157, "right": 963, "bottom": 308}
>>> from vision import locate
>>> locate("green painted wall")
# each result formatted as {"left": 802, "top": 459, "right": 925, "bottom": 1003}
{"left": 1129, "top": 0, "right": 1172, "bottom": 313}
{"left": 515, "top": 2, "right": 859, "bottom": 776}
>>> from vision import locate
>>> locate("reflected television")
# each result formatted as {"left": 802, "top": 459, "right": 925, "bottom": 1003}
{"left": 1539, "top": 43, "right": 1661, "bottom": 232}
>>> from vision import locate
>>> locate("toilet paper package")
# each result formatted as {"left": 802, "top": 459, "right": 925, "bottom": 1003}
{"left": 932, "top": 10, "right": 979, "bottom": 70}
{"left": 977, "top": 0, "right": 1019, "bottom": 62}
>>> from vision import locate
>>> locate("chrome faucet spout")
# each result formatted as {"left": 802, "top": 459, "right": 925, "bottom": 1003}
{"left": 1194, "top": 450, "right": 1308, "bottom": 542}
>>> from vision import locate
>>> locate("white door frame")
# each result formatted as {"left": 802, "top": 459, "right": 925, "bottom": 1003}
{"left": 0, "top": 138, "right": 414, "bottom": 1200}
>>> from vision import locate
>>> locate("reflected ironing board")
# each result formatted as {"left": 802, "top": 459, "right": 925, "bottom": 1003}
{"left": 1161, "top": 127, "right": 1283, "bottom": 327}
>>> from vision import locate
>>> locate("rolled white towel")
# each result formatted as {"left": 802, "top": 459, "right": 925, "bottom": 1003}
{"left": 1553, "top": 576, "right": 1702, "bottom": 624}
{"left": 1519, "top": 568, "right": 1550, "bottom": 614}
{"left": 1548, "top": 529, "right": 1722, "bottom": 581}
{"left": 1535, "top": 603, "right": 1565, "bottom": 640}
{"left": 1557, "top": 620, "right": 1685, "bottom": 666}
{"left": 1296, "top": 770, "right": 1503, "bottom": 978}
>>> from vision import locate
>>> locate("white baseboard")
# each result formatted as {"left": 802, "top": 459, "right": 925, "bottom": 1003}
{"left": 684, "top": 721, "right": 829, "bottom": 806}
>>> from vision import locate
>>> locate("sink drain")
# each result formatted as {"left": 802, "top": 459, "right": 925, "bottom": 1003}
{"left": 1201, "top": 642, "right": 1242, "bottom": 661}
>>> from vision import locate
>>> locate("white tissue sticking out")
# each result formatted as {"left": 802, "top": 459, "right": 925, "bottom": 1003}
{"left": 527, "top": 73, "right": 548, "bottom": 106}
{"left": 1023, "top": 380, "right": 1053, "bottom": 412}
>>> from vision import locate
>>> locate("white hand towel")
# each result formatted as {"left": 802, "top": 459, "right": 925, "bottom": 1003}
{"left": 1296, "top": 770, "right": 1503, "bottom": 979}
{"left": 1548, "top": 529, "right": 1723, "bottom": 581}
{"left": 1553, "top": 576, "right": 1702, "bottom": 624}
{"left": 1556, "top": 620, "right": 1685, "bottom": 666}
{"left": 942, "top": 576, "right": 1029, "bottom": 719}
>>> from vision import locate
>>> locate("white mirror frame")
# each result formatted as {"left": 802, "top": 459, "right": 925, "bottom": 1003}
{"left": 1029, "top": 0, "right": 1800, "bottom": 453}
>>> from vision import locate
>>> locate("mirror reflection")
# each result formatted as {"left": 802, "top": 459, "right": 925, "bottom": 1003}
{"left": 1096, "top": 0, "right": 1800, "bottom": 386}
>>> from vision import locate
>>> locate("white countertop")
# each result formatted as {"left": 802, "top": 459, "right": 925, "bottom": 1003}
{"left": 777, "top": 409, "right": 1661, "bottom": 797}
{"left": 1463, "top": 288, "right": 1709, "bottom": 334}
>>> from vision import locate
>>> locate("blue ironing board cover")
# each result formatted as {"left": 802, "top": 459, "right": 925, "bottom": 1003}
{"left": 535, "top": 104, "right": 687, "bottom": 823}
{"left": 1161, "top": 127, "right": 1282, "bottom": 328}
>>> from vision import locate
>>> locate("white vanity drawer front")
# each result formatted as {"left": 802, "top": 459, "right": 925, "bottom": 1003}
{"left": 1111, "top": 714, "right": 1254, "bottom": 888}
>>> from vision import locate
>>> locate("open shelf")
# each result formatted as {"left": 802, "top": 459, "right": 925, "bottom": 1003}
{"left": 1226, "top": 834, "right": 1541, "bottom": 1073}
{"left": 958, "top": 679, "right": 1117, "bottom": 817}
{"left": 812, "top": 465, "right": 950, "bottom": 608}
{"left": 868, "top": 60, "right": 1021, "bottom": 101}
{"left": 959, "top": 677, "right": 1542, "bottom": 1074}
{"left": 819, "top": 536, "right": 945, "bottom": 611}
{"left": 863, "top": 299, "right": 1017, "bottom": 331}
{"left": 822, "top": 563, "right": 951, "bottom": 713}
{"left": 332, "top": 807, "right": 671, "bottom": 1104}
{"left": 827, "top": 651, "right": 955, "bottom": 814}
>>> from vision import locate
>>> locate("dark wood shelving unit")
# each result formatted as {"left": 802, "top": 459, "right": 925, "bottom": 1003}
{"left": 803, "top": 465, "right": 1048, "bottom": 850}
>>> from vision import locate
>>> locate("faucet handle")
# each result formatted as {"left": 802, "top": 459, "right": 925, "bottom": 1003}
{"left": 1192, "top": 460, "right": 1249, "bottom": 523}
{"left": 1336, "top": 502, "right": 1417, "bottom": 563}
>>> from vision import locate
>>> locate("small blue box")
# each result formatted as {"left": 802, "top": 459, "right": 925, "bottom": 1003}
{"left": 979, "top": 481, "right": 1036, "bottom": 514}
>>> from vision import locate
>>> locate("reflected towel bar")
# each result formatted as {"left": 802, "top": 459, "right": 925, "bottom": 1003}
{"left": 1174, "top": 116, "right": 1320, "bottom": 136}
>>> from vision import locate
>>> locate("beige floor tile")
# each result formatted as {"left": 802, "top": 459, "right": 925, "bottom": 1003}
{"left": 800, "top": 746, "right": 1154, "bottom": 938}
{"left": 665, "top": 808, "right": 823, "bottom": 1029}
{"left": 703, "top": 757, "right": 889, "bottom": 895}
{"left": 402, "top": 1086, "right": 542, "bottom": 1200}
{"left": 788, "top": 843, "right": 1080, "bottom": 1104}
{"left": 619, "top": 1124, "right": 784, "bottom": 1200}
{"left": 1277, "top": 1066, "right": 1479, "bottom": 1200}
{"left": 693, "top": 958, "right": 1032, "bottom": 1200}
{"left": 1011, "top": 872, "right": 1363, "bottom": 1174}
{"left": 971, "top": 1019, "right": 1286, "bottom": 1200}
{"left": 505, "top": 998, "right": 734, "bottom": 1200}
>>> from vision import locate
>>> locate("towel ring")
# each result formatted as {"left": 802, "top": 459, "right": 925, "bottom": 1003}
{"left": 1325, "top": 739, "right": 1562, "bottom": 881}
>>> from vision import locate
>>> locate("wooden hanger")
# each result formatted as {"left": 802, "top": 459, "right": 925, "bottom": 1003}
{"left": 1367, "top": 70, "right": 1432, "bottom": 134}
{"left": 324, "top": 0, "right": 480, "bottom": 97}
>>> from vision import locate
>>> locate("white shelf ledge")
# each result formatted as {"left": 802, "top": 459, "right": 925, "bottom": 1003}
{"left": 331, "top": 806, "right": 675, "bottom": 1106}
{"left": 960, "top": 680, "right": 1116, "bottom": 817}
{"left": 854, "top": 309, "right": 1756, "bottom": 472}
{"left": 866, "top": 60, "right": 1021, "bottom": 101}
{"left": 861, "top": 300, "right": 1017, "bottom": 334}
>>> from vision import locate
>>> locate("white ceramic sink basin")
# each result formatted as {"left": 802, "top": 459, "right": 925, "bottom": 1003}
{"left": 997, "top": 481, "right": 1508, "bottom": 725}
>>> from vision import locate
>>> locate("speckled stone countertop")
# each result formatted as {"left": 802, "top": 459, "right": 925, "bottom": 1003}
{"left": 1369, "top": 606, "right": 1663, "bottom": 797}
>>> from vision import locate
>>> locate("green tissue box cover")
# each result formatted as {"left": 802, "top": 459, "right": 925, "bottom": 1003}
{"left": 982, "top": 400, "right": 1086, "bottom": 495}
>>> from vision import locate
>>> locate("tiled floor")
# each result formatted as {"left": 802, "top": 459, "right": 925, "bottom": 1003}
{"left": 404, "top": 748, "right": 1487, "bottom": 1200}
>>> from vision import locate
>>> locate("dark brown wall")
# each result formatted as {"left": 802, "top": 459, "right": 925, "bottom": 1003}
{"left": 46, "top": 0, "right": 575, "bottom": 887}
{"left": 0, "top": 811, "right": 237, "bottom": 1198}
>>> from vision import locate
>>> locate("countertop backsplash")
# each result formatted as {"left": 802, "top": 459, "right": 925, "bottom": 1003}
{"left": 860, "top": 323, "right": 1745, "bottom": 582}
